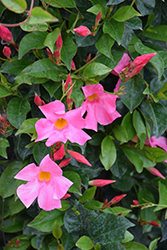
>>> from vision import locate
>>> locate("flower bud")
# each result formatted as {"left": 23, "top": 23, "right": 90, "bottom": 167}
{"left": 73, "top": 26, "right": 91, "bottom": 37}
{"left": 88, "top": 179, "right": 115, "bottom": 187}
{"left": 34, "top": 94, "right": 45, "bottom": 106}
{"left": 0, "top": 26, "right": 13, "bottom": 43}
{"left": 131, "top": 200, "right": 139, "bottom": 206}
{"left": 54, "top": 50, "right": 61, "bottom": 65}
{"left": 67, "top": 149, "right": 92, "bottom": 166}
{"left": 147, "top": 167, "right": 165, "bottom": 179}
{"left": 108, "top": 194, "right": 127, "bottom": 206}
{"left": 61, "top": 193, "right": 71, "bottom": 199}
{"left": 86, "top": 53, "right": 91, "bottom": 62}
{"left": 59, "top": 158, "right": 72, "bottom": 168}
{"left": 3, "top": 46, "right": 11, "bottom": 57}
{"left": 148, "top": 221, "right": 160, "bottom": 227}
{"left": 71, "top": 60, "right": 76, "bottom": 70}
{"left": 54, "top": 144, "right": 65, "bottom": 161}
{"left": 56, "top": 33, "right": 63, "bottom": 52}
{"left": 95, "top": 11, "right": 101, "bottom": 25}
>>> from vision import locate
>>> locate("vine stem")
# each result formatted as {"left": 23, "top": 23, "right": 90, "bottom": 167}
{"left": 0, "top": 0, "right": 34, "bottom": 27}
{"left": 130, "top": 0, "right": 136, "bottom": 6}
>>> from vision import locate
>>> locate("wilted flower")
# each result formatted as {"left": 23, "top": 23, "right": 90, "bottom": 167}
{"left": 14, "top": 154, "right": 73, "bottom": 211}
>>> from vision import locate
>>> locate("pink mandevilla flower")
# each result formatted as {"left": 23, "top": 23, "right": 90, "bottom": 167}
{"left": 81, "top": 83, "right": 121, "bottom": 131}
{"left": 35, "top": 100, "right": 91, "bottom": 146}
{"left": 14, "top": 154, "right": 73, "bottom": 211}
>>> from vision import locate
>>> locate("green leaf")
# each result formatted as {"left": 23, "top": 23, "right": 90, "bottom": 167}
{"left": 52, "top": 220, "right": 62, "bottom": 239}
{"left": 79, "top": 187, "right": 97, "bottom": 203}
{"left": 112, "top": 6, "right": 141, "bottom": 22}
{"left": 61, "top": 34, "right": 77, "bottom": 70}
{"left": 111, "top": 148, "right": 127, "bottom": 178}
{"left": 121, "top": 112, "right": 136, "bottom": 140}
{"left": 95, "top": 33, "right": 114, "bottom": 59}
{"left": 87, "top": 4, "right": 106, "bottom": 18}
{"left": 112, "top": 125, "right": 128, "bottom": 144}
{"left": 76, "top": 236, "right": 94, "bottom": 250}
{"left": 108, "top": 206, "right": 131, "bottom": 217}
{"left": 0, "top": 161, "right": 24, "bottom": 198}
{"left": 0, "top": 214, "right": 25, "bottom": 233}
{"left": 84, "top": 200, "right": 103, "bottom": 210}
{"left": 103, "top": 19, "right": 124, "bottom": 45}
{"left": 141, "top": 100, "right": 167, "bottom": 138}
{"left": 135, "top": 42, "right": 164, "bottom": 78}
{"left": 136, "top": 0, "right": 155, "bottom": 16}
{"left": 9, "top": 197, "right": 25, "bottom": 215}
{"left": 15, "top": 118, "right": 39, "bottom": 135}
{"left": 122, "top": 231, "right": 134, "bottom": 243}
{"left": 21, "top": 22, "right": 48, "bottom": 32}
{"left": 0, "top": 85, "right": 12, "bottom": 98}
{"left": 100, "top": 140, "right": 116, "bottom": 170}
{"left": 107, "top": 0, "right": 125, "bottom": 4}
{"left": 17, "top": 134, "right": 33, "bottom": 160}
{"left": 143, "top": 25, "right": 167, "bottom": 41}
{"left": 149, "top": 237, "right": 161, "bottom": 250}
{"left": 44, "top": 28, "right": 60, "bottom": 54}
{"left": 83, "top": 63, "right": 111, "bottom": 77}
{"left": 111, "top": 170, "right": 134, "bottom": 192}
{"left": 63, "top": 171, "right": 81, "bottom": 195}
{"left": 120, "top": 75, "right": 146, "bottom": 112}
{"left": 7, "top": 97, "right": 31, "bottom": 129}
{"left": 133, "top": 110, "right": 146, "bottom": 149}
{"left": 28, "top": 58, "right": 67, "bottom": 81}
{"left": 145, "top": 147, "right": 167, "bottom": 162}
{"left": 71, "top": 80, "right": 85, "bottom": 108}
{"left": 6, "top": 235, "right": 30, "bottom": 250}
{"left": 101, "top": 136, "right": 114, "bottom": 157}
{"left": 33, "top": 142, "right": 51, "bottom": 165}
{"left": 125, "top": 17, "right": 142, "bottom": 31}
{"left": 28, "top": 7, "right": 58, "bottom": 24}
{"left": 154, "top": 181, "right": 167, "bottom": 211}
{"left": 0, "top": 138, "right": 10, "bottom": 159}
{"left": 45, "top": 0, "right": 76, "bottom": 8}
{"left": 124, "top": 241, "right": 148, "bottom": 250}
{"left": 18, "top": 31, "right": 48, "bottom": 59}
{"left": 28, "top": 210, "right": 64, "bottom": 232}
{"left": 0, "top": 2, "right": 6, "bottom": 17}
{"left": 1, "top": 0, "right": 27, "bottom": 13}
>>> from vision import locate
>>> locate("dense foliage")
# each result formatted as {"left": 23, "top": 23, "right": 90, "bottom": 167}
{"left": 1, "top": 0, "right": 167, "bottom": 249}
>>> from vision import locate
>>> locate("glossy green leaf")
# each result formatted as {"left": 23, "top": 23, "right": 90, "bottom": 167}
{"left": 76, "top": 236, "right": 94, "bottom": 250}
{"left": 135, "top": 42, "right": 164, "bottom": 77}
{"left": 21, "top": 22, "right": 48, "bottom": 32}
{"left": 0, "top": 214, "right": 25, "bottom": 233}
{"left": 107, "top": 207, "right": 131, "bottom": 217}
{"left": 7, "top": 97, "right": 31, "bottom": 129}
{"left": 71, "top": 80, "right": 85, "bottom": 108}
{"left": 143, "top": 25, "right": 167, "bottom": 41}
{"left": 112, "top": 125, "right": 128, "bottom": 144}
{"left": 63, "top": 171, "right": 81, "bottom": 195}
{"left": 52, "top": 220, "right": 62, "bottom": 239}
{"left": 125, "top": 17, "right": 142, "bottom": 30}
{"left": 111, "top": 148, "right": 127, "bottom": 178}
{"left": 121, "top": 112, "right": 136, "bottom": 140}
{"left": 0, "top": 138, "right": 10, "bottom": 159}
{"left": 120, "top": 75, "right": 146, "bottom": 112}
{"left": 28, "top": 58, "right": 67, "bottom": 81}
{"left": 111, "top": 170, "right": 134, "bottom": 192}
{"left": 100, "top": 140, "right": 116, "bottom": 170}
{"left": 136, "top": 0, "right": 155, "bottom": 16}
{"left": 28, "top": 7, "right": 58, "bottom": 24}
{"left": 133, "top": 110, "right": 146, "bottom": 149}
{"left": 95, "top": 33, "right": 114, "bottom": 59}
{"left": 0, "top": 85, "right": 12, "bottom": 97}
{"left": 145, "top": 147, "right": 167, "bottom": 162}
{"left": 17, "top": 134, "right": 33, "bottom": 160}
{"left": 149, "top": 237, "right": 161, "bottom": 250}
{"left": 61, "top": 34, "right": 77, "bottom": 70}
{"left": 28, "top": 210, "right": 64, "bottom": 232}
{"left": 44, "top": 28, "right": 60, "bottom": 54}
{"left": 112, "top": 6, "right": 141, "bottom": 22}
{"left": 0, "top": 161, "right": 24, "bottom": 198}
{"left": 154, "top": 181, "right": 167, "bottom": 211}
{"left": 6, "top": 235, "right": 30, "bottom": 249}
{"left": 124, "top": 241, "right": 148, "bottom": 250}
{"left": 101, "top": 135, "right": 114, "bottom": 157}
{"left": 83, "top": 63, "right": 111, "bottom": 77}
{"left": 141, "top": 100, "right": 167, "bottom": 138}
{"left": 15, "top": 118, "right": 39, "bottom": 135}
{"left": 0, "top": 2, "right": 6, "bottom": 17}
{"left": 18, "top": 31, "right": 48, "bottom": 59}
{"left": 87, "top": 4, "right": 106, "bottom": 18}
{"left": 9, "top": 197, "right": 25, "bottom": 215}
{"left": 122, "top": 231, "right": 134, "bottom": 243}
{"left": 79, "top": 187, "right": 97, "bottom": 203}
{"left": 103, "top": 19, "right": 124, "bottom": 45}
{"left": 33, "top": 142, "right": 51, "bottom": 165}
{"left": 45, "top": 0, "right": 76, "bottom": 8}
{"left": 107, "top": 0, "right": 125, "bottom": 4}
{"left": 1, "top": 0, "right": 27, "bottom": 13}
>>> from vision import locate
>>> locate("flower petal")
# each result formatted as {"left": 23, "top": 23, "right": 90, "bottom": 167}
{"left": 38, "top": 185, "right": 61, "bottom": 210}
{"left": 39, "top": 100, "right": 65, "bottom": 121}
{"left": 14, "top": 163, "right": 39, "bottom": 181}
{"left": 82, "top": 84, "right": 104, "bottom": 98}
{"left": 53, "top": 176, "right": 73, "bottom": 199}
{"left": 39, "top": 154, "right": 62, "bottom": 176}
{"left": 35, "top": 118, "right": 54, "bottom": 142}
{"left": 65, "top": 123, "right": 91, "bottom": 145}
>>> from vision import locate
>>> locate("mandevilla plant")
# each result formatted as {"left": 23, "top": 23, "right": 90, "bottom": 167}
{"left": 1, "top": 0, "right": 167, "bottom": 249}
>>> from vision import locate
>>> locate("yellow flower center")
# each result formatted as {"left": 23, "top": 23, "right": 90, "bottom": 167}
{"left": 38, "top": 171, "right": 51, "bottom": 182}
{"left": 55, "top": 118, "right": 68, "bottom": 130}
{"left": 87, "top": 93, "right": 98, "bottom": 102}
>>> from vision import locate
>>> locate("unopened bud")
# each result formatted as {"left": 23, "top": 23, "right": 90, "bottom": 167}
{"left": 34, "top": 94, "right": 45, "bottom": 106}
{"left": 61, "top": 193, "right": 71, "bottom": 199}
{"left": 71, "top": 60, "right": 76, "bottom": 70}
{"left": 108, "top": 194, "right": 127, "bottom": 206}
{"left": 3, "top": 46, "right": 11, "bottom": 57}
{"left": 131, "top": 200, "right": 139, "bottom": 206}
{"left": 67, "top": 149, "right": 92, "bottom": 166}
{"left": 148, "top": 221, "right": 160, "bottom": 227}
{"left": 56, "top": 33, "right": 63, "bottom": 52}
{"left": 86, "top": 53, "right": 91, "bottom": 62}
{"left": 147, "top": 167, "right": 165, "bottom": 179}
{"left": 0, "top": 26, "right": 13, "bottom": 43}
{"left": 54, "top": 144, "right": 65, "bottom": 161}
{"left": 95, "top": 11, "right": 101, "bottom": 25}
{"left": 59, "top": 158, "right": 72, "bottom": 168}
{"left": 54, "top": 50, "right": 61, "bottom": 65}
{"left": 73, "top": 26, "right": 91, "bottom": 37}
{"left": 88, "top": 179, "right": 115, "bottom": 187}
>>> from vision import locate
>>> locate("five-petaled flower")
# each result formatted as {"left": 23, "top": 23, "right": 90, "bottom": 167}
{"left": 35, "top": 100, "right": 91, "bottom": 146}
{"left": 81, "top": 83, "right": 121, "bottom": 131}
{"left": 14, "top": 154, "right": 73, "bottom": 211}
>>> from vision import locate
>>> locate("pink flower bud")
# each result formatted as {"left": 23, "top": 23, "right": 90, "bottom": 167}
{"left": 56, "top": 33, "right": 63, "bottom": 52}
{"left": 61, "top": 193, "right": 71, "bottom": 199}
{"left": 0, "top": 26, "right": 13, "bottom": 43}
{"left": 86, "top": 53, "right": 91, "bottom": 62}
{"left": 108, "top": 194, "right": 127, "bottom": 205}
{"left": 54, "top": 144, "right": 65, "bottom": 161}
{"left": 54, "top": 50, "right": 61, "bottom": 65}
{"left": 3, "top": 46, "right": 11, "bottom": 57}
{"left": 59, "top": 158, "right": 72, "bottom": 168}
{"left": 71, "top": 60, "right": 76, "bottom": 70}
{"left": 95, "top": 11, "right": 102, "bottom": 24}
{"left": 73, "top": 26, "right": 91, "bottom": 37}
{"left": 16, "top": 239, "right": 20, "bottom": 244}
{"left": 131, "top": 200, "right": 139, "bottom": 206}
{"left": 148, "top": 221, "right": 160, "bottom": 227}
{"left": 147, "top": 167, "right": 165, "bottom": 179}
{"left": 67, "top": 149, "right": 92, "bottom": 166}
{"left": 88, "top": 179, "right": 116, "bottom": 187}
{"left": 34, "top": 94, "right": 45, "bottom": 106}
{"left": 46, "top": 48, "right": 53, "bottom": 60}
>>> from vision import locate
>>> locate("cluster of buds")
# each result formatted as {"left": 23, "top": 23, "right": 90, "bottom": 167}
{"left": 64, "top": 74, "right": 74, "bottom": 110}
{"left": 0, "top": 114, "right": 10, "bottom": 134}
{"left": 34, "top": 94, "right": 45, "bottom": 106}
{"left": 120, "top": 53, "right": 157, "bottom": 82}
{"left": 0, "top": 25, "right": 18, "bottom": 50}
{"left": 102, "top": 194, "right": 127, "bottom": 209}
{"left": 8, "top": 239, "right": 20, "bottom": 248}
{"left": 54, "top": 33, "right": 63, "bottom": 65}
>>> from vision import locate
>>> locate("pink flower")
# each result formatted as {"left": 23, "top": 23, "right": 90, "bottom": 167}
{"left": 2, "top": 46, "right": 11, "bottom": 57}
{"left": 35, "top": 100, "right": 91, "bottom": 146}
{"left": 0, "top": 26, "right": 13, "bottom": 43}
{"left": 73, "top": 26, "right": 91, "bottom": 37}
{"left": 88, "top": 179, "right": 116, "bottom": 187}
{"left": 81, "top": 84, "right": 121, "bottom": 131}
{"left": 14, "top": 154, "right": 73, "bottom": 211}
